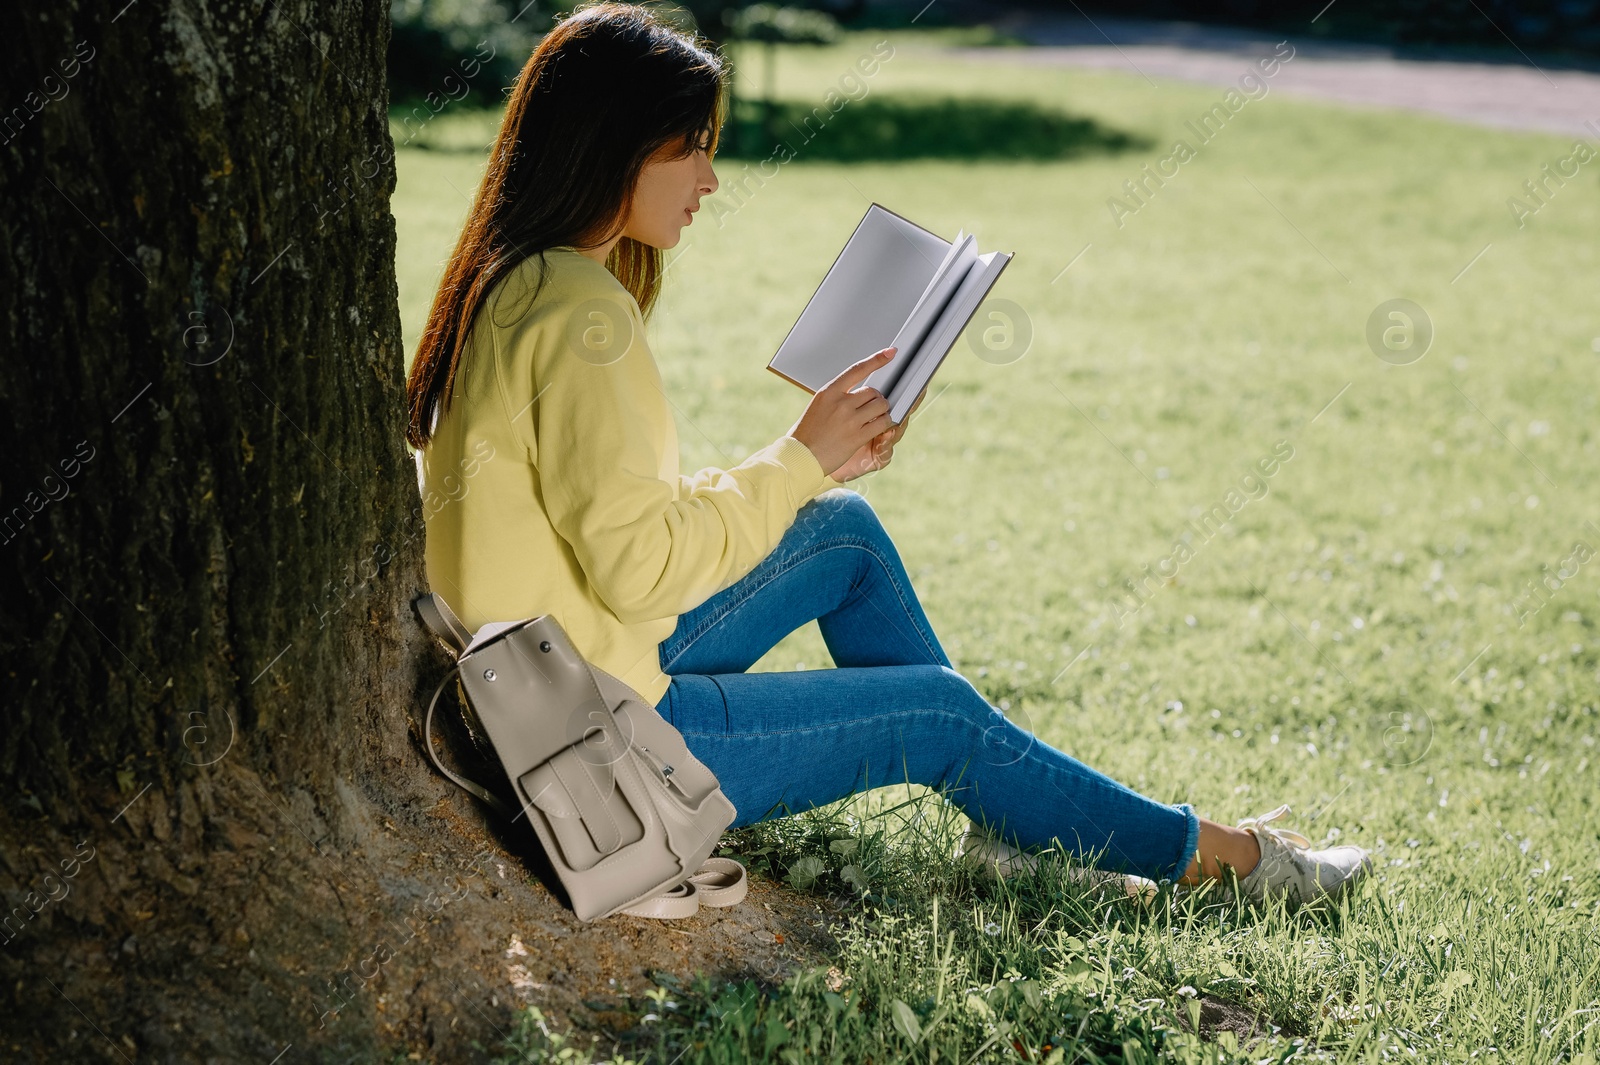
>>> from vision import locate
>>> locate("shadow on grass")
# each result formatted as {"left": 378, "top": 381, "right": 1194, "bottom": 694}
{"left": 720, "top": 93, "right": 1152, "bottom": 162}
{"left": 389, "top": 94, "right": 1151, "bottom": 163}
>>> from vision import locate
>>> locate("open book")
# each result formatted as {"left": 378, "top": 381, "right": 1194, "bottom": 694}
{"left": 767, "top": 204, "right": 1014, "bottom": 425}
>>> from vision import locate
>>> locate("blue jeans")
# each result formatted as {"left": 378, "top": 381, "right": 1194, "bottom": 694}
{"left": 654, "top": 489, "right": 1201, "bottom": 884}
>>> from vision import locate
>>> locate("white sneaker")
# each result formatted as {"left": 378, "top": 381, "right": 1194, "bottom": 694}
{"left": 1222, "top": 804, "right": 1372, "bottom": 909}
{"left": 953, "top": 821, "right": 1160, "bottom": 903}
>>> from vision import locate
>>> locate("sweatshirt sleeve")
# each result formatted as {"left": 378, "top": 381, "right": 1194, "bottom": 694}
{"left": 531, "top": 291, "right": 837, "bottom": 625}
{"left": 681, "top": 463, "right": 845, "bottom": 500}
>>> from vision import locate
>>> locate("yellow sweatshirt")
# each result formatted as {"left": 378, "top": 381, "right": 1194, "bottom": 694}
{"left": 417, "top": 247, "right": 845, "bottom": 707}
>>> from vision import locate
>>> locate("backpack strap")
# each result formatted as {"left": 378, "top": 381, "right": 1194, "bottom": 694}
{"left": 617, "top": 858, "right": 748, "bottom": 920}
{"left": 423, "top": 667, "right": 514, "bottom": 820}
{"left": 416, "top": 592, "right": 472, "bottom": 655}
{"left": 686, "top": 857, "right": 749, "bottom": 908}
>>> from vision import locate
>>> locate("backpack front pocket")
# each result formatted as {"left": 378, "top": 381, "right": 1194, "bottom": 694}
{"left": 520, "top": 728, "right": 647, "bottom": 871}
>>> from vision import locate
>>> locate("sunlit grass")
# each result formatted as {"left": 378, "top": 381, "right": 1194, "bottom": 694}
{"left": 394, "top": 28, "right": 1600, "bottom": 1063}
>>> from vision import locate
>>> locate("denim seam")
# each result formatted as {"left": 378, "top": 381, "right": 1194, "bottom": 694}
{"left": 660, "top": 536, "right": 944, "bottom": 671}
{"left": 706, "top": 674, "right": 733, "bottom": 734}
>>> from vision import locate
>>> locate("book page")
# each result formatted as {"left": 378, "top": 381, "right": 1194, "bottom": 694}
{"left": 862, "top": 233, "right": 978, "bottom": 399}
{"left": 767, "top": 205, "right": 950, "bottom": 393}
{"left": 886, "top": 250, "right": 1013, "bottom": 423}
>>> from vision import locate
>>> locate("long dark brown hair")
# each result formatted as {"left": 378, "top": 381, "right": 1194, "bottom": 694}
{"left": 404, "top": 2, "right": 727, "bottom": 449}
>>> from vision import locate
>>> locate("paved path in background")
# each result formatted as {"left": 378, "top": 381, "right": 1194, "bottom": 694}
{"left": 948, "top": 15, "right": 1600, "bottom": 138}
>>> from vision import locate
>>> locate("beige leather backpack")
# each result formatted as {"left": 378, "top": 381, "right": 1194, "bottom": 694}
{"left": 415, "top": 593, "right": 747, "bottom": 922}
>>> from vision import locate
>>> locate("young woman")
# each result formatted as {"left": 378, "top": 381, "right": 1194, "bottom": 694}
{"left": 405, "top": 1, "right": 1370, "bottom": 907}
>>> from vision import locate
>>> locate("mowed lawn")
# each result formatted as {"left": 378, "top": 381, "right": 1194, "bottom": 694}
{"left": 393, "top": 30, "right": 1600, "bottom": 1064}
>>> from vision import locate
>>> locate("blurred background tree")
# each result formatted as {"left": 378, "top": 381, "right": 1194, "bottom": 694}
{"left": 727, "top": 4, "right": 843, "bottom": 151}
{"left": 388, "top": 0, "right": 549, "bottom": 106}
{"left": 386, "top": 0, "right": 876, "bottom": 156}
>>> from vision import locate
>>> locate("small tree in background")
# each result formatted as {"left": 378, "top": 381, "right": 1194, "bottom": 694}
{"left": 727, "top": 3, "right": 841, "bottom": 149}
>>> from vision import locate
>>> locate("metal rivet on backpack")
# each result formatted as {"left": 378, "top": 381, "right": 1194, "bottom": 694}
{"left": 483, "top": 669, "right": 497, "bottom": 681}
{"left": 539, "top": 640, "right": 552, "bottom": 653}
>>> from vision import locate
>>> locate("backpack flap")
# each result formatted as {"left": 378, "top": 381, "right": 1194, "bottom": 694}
{"left": 519, "top": 736, "right": 648, "bottom": 871}
{"left": 456, "top": 615, "right": 611, "bottom": 784}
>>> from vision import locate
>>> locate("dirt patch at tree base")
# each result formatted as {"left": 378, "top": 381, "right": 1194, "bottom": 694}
{"left": 0, "top": 758, "right": 852, "bottom": 1064}
{"left": 350, "top": 784, "right": 856, "bottom": 1060}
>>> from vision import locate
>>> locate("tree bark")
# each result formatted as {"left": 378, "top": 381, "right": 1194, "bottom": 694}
{"left": 0, "top": 2, "right": 488, "bottom": 1059}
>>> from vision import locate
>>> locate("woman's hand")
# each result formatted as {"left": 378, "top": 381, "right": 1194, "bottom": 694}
{"left": 824, "top": 383, "right": 927, "bottom": 483}
{"left": 789, "top": 347, "right": 898, "bottom": 479}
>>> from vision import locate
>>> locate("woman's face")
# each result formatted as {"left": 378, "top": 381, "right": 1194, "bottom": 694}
{"left": 620, "top": 134, "right": 719, "bottom": 249}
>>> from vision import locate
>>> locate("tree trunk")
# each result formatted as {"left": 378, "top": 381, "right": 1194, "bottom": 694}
{"left": 0, "top": 5, "right": 845, "bottom": 1061}
{"left": 0, "top": 2, "right": 489, "bottom": 1059}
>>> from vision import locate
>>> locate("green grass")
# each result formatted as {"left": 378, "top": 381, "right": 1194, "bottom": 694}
{"left": 393, "top": 29, "right": 1600, "bottom": 1064}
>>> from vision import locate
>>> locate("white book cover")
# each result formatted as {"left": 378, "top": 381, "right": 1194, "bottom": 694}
{"left": 767, "top": 204, "right": 1014, "bottom": 424}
